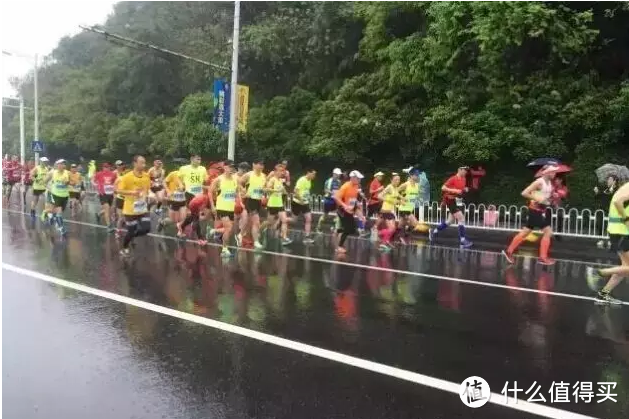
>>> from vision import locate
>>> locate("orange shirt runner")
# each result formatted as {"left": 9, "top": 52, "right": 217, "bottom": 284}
{"left": 336, "top": 181, "right": 360, "bottom": 215}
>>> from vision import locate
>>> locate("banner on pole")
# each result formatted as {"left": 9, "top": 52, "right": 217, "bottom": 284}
{"left": 213, "top": 79, "right": 230, "bottom": 133}
{"left": 237, "top": 85, "right": 249, "bottom": 132}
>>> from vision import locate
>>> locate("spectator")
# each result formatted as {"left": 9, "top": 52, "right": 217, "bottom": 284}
{"left": 550, "top": 176, "right": 569, "bottom": 240}
{"left": 468, "top": 165, "right": 486, "bottom": 204}
{"left": 483, "top": 204, "right": 498, "bottom": 227}
{"left": 594, "top": 175, "right": 619, "bottom": 248}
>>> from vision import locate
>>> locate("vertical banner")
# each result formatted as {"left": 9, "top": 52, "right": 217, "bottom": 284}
{"left": 213, "top": 79, "right": 230, "bottom": 133}
{"left": 237, "top": 85, "right": 249, "bottom": 132}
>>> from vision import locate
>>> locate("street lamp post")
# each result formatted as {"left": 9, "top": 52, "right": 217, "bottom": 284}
{"left": 2, "top": 50, "right": 40, "bottom": 164}
{"left": 227, "top": 0, "right": 240, "bottom": 161}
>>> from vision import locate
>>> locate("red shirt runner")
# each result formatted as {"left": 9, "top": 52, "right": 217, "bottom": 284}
{"left": 368, "top": 179, "right": 382, "bottom": 205}
{"left": 93, "top": 170, "right": 118, "bottom": 195}
{"left": 442, "top": 175, "right": 466, "bottom": 205}
{"left": 189, "top": 194, "right": 210, "bottom": 214}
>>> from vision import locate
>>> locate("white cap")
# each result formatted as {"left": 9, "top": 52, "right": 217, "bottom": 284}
{"left": 55, "top": 159, "right": 66, "bottom": 165}
{"left": 402, "top": 166, "right": 414, "bottom": 174}
{"left": 40, "top": 157, "right": 49, "bottom": 162}
{"left": 332, "top": 168, "right": 342, "bottom": 175}
{"left": 374, "top": 171, "right": 384, "bottom": 177}
{"left": 115, "top": 160, "right": 124, "bottom": 165}
{"left": 349, "top": 170, "right": 364, "bottom": 179}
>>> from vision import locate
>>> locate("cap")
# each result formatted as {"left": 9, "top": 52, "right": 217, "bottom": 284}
{"left": 374, "top": 171, "right": 384, "bottom": 177}
{"left": 70, "top": 163, "right": 77, "bottom": 168}
{"left": 40, "top": 157, "right": 49, "bottom": 162}
{"left": 402, "top": 166, "right": 414, "bottom": 174}
{"left": 333, "top": 168, "right": 342, "bottom": 175}
{"left": 55, "top": 159, "right": 66, "bottom": 165}
{"left": 458, "top": 165, "right": 470, "bottom": 170}
{"left": 115, "top": 160, "right": 124, "bottom": 166}
{"left": 391, "top": 172, "right": 399, "bottom": 177}
{"left": 349, "top": 170, "right": 364, "bottom": 179}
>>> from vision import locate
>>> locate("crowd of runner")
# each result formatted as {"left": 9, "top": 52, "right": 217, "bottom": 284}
{"left": 3, "top": 154, "right": 628, "bottom": 305}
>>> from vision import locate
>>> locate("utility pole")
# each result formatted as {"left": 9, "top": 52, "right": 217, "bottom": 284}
{"left": 19, "top": 96, "right": 25, "bottom": 167}
{"left": 227, "top": 0, "right": 240, "bottom": 161}
{"left": 34, "top": 54, "right": 39, "bottom": 164}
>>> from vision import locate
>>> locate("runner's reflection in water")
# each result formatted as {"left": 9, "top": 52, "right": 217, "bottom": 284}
{"left": 327, "top": 253, "right": 361, "bottom": 338}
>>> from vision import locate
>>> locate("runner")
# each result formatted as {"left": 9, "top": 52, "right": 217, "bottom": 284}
{"left": 208, "top": 160, "right": 238, "bottom": 257}
{"left": 317, "top": 168, "right": 342, "bottom": 234}
{"left": 158, "top": 169, "right": 186, "bottom": 232}
{"left": 147, "top": 159, "right": 166, "bottom": 215}
{"left": 334, "top": 170, "right": 364, "bottom": 254}
{"left": 205, "top": 162, "right": 225, "bottom": 241}
{"left": 93, "top": 163, "right": 118, "bottom": 231}
{"left": 234, "top": 162, "right": 250, "bottom": 246}
{"left": 367, "top": 171, "right": 385, "bottom": 236}
{"left": 21, "top": 160, "right": 34, "bottom": 207}
{"left": 116, "top": 155, "right": 151, "bottom": 257}
{"left": 2, "top": 155, "right": 21, "bottom": 206}
{"left": 68, "top": 164, "right": 84, "bottom": 217}
{"left": 502, "top": 165, "right": 560, "bottom": 266}
{"left": 29, "top": 157, "right": 49, "bottom": 217}
{"left": 429, "top": 166, "right": 473, "bottom": 248}
{"left": 377, "top": 173, "right": 402, "bottom": 251}
{"left": 176, "top": 192, "right": 209, "bottom": 245}
{"left": 178, "top": 155, "right": 208, "bottom": 207}
{"left": 43, "top": 159, "right": 70, "bottom": 235}
{"left": 587, "top": 180, "right": 629, "bottom": 304}
{"left": 291, "top": 169, "right": 316, "bottom": 244}
{"left": 239, "top": 159, "right": 266, "bottom": 250}
{"left": 113, "top": 160, "right": 128, "bottom": 235}
{"left": 396, "top": 169, "right": 421, "bottom": 244}
{"left": 263, "top": 165, "right": 291, "bottom": 245}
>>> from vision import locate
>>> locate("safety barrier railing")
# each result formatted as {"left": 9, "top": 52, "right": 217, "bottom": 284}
{"left": 82, "top": 183, "right": 608, "bottom": 239}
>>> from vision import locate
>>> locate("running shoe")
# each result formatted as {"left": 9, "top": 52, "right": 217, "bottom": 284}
{"left": 595, "top": 291, "right": 622, "bottom": 306}
{"left": 303, "top": 236, "right": 315, "bottom": 244}
{"left": 236, "top": 233, "right": 243, "bottom": 247}
{"left": 460, "top": 238, "right": 473, "bottom": 248}
{"left": 428, "top": 229, "right": 435, "bottom": 243}
{"left": 281, "top": 237, "right": 293, "bottom": 246}
{"left": 120, "top": 248, "right": 131, "bottom": 257}
{"left": 398, "top": 236, "right": 408, "bottom": 245}
{"left": 254, "top": 241, "right": 264, "bottom": 251}
{"left": 538, "top": 257, "right": 556, "bottom": 266}
{"left": 379, "top": 242, "right": 392, "bottom": 252}
{"left": 586, "top": 267, "right": 603, "bottom": 291}
{"left": 502, "top": 250, "right": 516, "bottom": 265}
{"left": 220, "top": 247, "right": 232, "bottom": 258}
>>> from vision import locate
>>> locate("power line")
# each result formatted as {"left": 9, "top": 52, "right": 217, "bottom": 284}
{"left": 79, "top": 25, "right": 230, "bottom": 72}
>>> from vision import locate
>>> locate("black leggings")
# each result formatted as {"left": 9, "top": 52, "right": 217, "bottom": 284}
{"left": 338, "top": 211, "right": 357, "bottom": 247}
{"left": 181, "top": 213, "right": 202, "bottom": 239}
{"left": 123, "top": 215, "right": 151, "bottom": 249}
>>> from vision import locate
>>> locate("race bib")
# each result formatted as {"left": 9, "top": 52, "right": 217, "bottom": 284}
{"left": 190, "top": 185, "right": 202, "bottom": 194}
{"left": 172, "top": 191, "right": 185, "bottom": 201}
{"left": 251, "top": 188, "right": 263, "bottom": 199}
{"left": 223, "top": 192, "right": 236, "bottom": 201}
{"left": 133, "top": 200, "right": 148, "bottom": 213}
{"left": 56, "top": 183, "right": 67, "bottom": 190}
{"left": 104, "top": 184, "right": 115, "bottom": 195}
{"left": 455, "top": 197, "right": 464, "bottom": 206}
{"left": 348, "top": 198, "right": 357, "bottom": 207}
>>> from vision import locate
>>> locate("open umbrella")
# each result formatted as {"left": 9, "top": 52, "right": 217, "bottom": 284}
{"left": 527, "top": 157, "right": 561, "bottom": 167}
{"left": 535, "top": 164, "right": 572, "bottom": 177}
{"left": 595, "top": 164, "right": 629, "bottom": 184}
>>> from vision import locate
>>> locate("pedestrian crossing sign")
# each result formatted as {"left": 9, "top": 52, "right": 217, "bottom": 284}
{"left": 31, "top": 140, "right": 44, "bottom": 153}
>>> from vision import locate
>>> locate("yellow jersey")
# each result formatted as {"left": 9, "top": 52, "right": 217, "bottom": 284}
{"left": 215, "top": 174, "right": 238, "bottom": 212}
{"left": 165, "top": 171, "right": 185, "bottom": 202}
{"left": 69, "top": 172, "right": 83, "bottom": 192}
{"left": 179, "top": 164, "right": 207, "bottom": 195}
{"left": 117, "top": 171, "right": 151, "bottom": 216}
{"left": 246, "top": 171, "right": 266, "bottom": 200}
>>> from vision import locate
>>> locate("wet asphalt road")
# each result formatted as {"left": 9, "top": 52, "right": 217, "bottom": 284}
{"left": 2, "top": 206, "right": 629, "bottom": 419}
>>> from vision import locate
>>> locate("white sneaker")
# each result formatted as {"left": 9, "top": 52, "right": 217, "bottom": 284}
{"left": 596, "top": 240, "right": 604, "bottom": 248}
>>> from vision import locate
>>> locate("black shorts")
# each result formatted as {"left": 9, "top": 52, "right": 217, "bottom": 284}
{"left": 446, "top": 201, "right": 464, "bottom": 215}
{"left": 33, "top": 188, "right": 46, "bottom": 197}
{"left": 169, "top": 200, "right": 186, "bottom": 211}
{"left": 115, "top": 197, "right": 124, "bottom": 210}
{"left": 367, "top": 202, "right": 382, "bottom": 217}
{"left": 217, "top": 210, "right": 235, "bottom": 221}
{"left": 337, "top": 211, "right": 357, "bottom": 235}
{"left": 99, "top": 194, "right": 114, "bottom": 206}
{"left": 291, "top": 202, "right": 311, "bottom": 216}
{"left": 124, "top": 213, "right": 151, "bottom": 229}
{"left": 323, "top": 200, "right": 337, "bottom": 213}
{"left": 151, "top": 186, "right": 164, "bottom": 194}
{"left": 380, "top": 211, "right": 396, "bottom": 221}
{"left": 49, "top": 194, "right": 69, "bottom": 211}
{"left": 526, "top": 209, "right": 551, "bottom": 230}
{"left": 398, "top": 210, "right": 412, "bottom": 218}
{"left": 267, "top": 206, "right": 283, "bottom": 216}
{"left": 609, "top": 234, "right": 629, "bottom": 253}
{"left": 244, "top": 198, "right": 262, "bottom": 213}
{"left": 69, "top": 192, "right": 81, "bottom": 200}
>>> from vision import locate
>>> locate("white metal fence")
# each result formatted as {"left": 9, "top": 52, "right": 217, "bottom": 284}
{"left": 83, "top": 183, "right": 608, "bottom": 239}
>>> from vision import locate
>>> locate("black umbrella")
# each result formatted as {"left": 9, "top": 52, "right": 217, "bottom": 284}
{"left": 527, "top": 157, "right": 561, "bottom": 167}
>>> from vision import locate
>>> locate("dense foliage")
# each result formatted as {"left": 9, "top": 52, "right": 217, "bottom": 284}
{"left": 4, "top": 2, "right": 629, "bottom": 206}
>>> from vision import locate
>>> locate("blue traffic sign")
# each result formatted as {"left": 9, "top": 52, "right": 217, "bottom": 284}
{"left": 31, "top": 140, "right": 44, "bottom": 153}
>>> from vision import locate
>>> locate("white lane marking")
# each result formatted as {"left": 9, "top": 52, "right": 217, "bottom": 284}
{"left": 2, "top": 263, "right": 602, "bottom": 419}
{"left": 5, "top": 210, "right": 625, "bottom": 305}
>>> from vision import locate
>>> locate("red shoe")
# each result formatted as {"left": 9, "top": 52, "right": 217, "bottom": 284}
{"left": 538, "top": 257, "right": 556, "bottom": 266}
